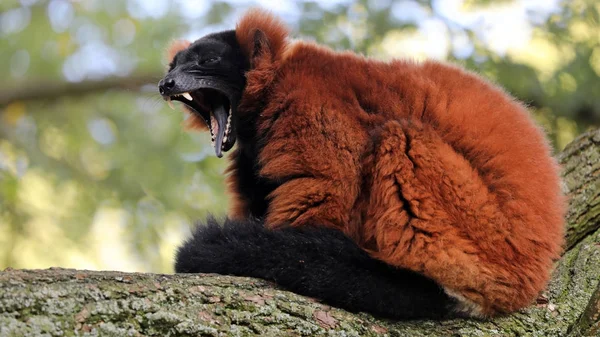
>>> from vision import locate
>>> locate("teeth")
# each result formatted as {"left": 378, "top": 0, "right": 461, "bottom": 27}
{"left": 167, "top": 99, "right": 175, "bottom": 110}
{"left": 225, "top": 109, "right": 232, "bottom": 135}
{"left": 181, "top": 92, "right": 193, "bottom": 101}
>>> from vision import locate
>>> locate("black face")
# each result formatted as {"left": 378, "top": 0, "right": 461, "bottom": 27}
{"left": 158, "top": 30, "right": 249, "bottom": 157}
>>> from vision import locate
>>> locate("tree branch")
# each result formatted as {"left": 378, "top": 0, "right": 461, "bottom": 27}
{"left": 0, "top": 74, "right": 162, "bottom": 106}
{"left": 558, "top": 128, "right": 600, "bottom": 249}
{"left": 569, "top": 283, "right": 600, "bottom": 336}
{"left": 1, "top": 129, "right": 599, "bottom": 336}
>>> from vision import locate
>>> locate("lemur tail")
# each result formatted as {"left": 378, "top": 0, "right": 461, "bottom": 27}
{"left": 175, "top": 217, "right": 458, "bottom": 319}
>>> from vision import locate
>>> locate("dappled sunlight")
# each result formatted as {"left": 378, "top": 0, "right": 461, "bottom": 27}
{"left": 80, "top": 145, "right": 112, "bottom": 180}
{"left": 16, "top": 170, "right": 81, "bottom": 218}
{"left": 555, "top": 117, "right": 578, "bottom": 150}
{"left": 18, "top": 170, "right": 59, "bottom": 215}
{"left": 0, "top": 140, "right": 28, "bottom": 177}
{"left": 508, "top": 33, "right": 575, "bottom": 81}
{"left": 88, "top": 206, "right": 146, "bottom": 272}
{"left": 184, "top": 171, "right": 221, "bottom": 210}
{"left": 590, "top": 47, "right": 600, "bottom": 77}
{"left": 2, "top": 102, "right": 26, "bottom": 125}
{"left": 12, "top": 216, "right": 91, "bottom": 270}
{"left": 378, "top": 20, "right": 449, "bottom": 61}
{"left": 39, "top": 126, "right": 68, "bottom": 160}
{"left": 157, "top": 212, "right": 192, "bottom": 273}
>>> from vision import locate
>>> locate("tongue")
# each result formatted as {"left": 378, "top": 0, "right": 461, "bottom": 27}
{"left": 210, "top": 96, "right": 228, "bottom": 158}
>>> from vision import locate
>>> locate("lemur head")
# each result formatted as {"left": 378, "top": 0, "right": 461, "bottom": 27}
{"left": 159, "top": 31, "right": 248, "bottom": 157}
{"left": 159, "top": 9, "right": 289, "bottom": 157}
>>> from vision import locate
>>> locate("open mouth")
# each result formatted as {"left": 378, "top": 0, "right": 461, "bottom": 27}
{"left": 166, "top": 89, "right": 236, "bottom": 158}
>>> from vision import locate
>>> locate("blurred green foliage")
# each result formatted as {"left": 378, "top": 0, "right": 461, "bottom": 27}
{"left": 0, "top": 0, "right": 598, "bottom": 273}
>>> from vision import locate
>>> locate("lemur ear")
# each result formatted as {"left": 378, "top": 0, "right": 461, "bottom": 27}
{"left": 166, "top": 40, "right": 191, "bottom": 62}
{"left": 251, "top": 29, "right": 270, "bottom": 60}
{"left": 236, "top": 8, "right": 289, "bottom": 65}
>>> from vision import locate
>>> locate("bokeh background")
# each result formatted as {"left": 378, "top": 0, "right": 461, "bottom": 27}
{"left": 1, "top": 0, "right": 598, "bottom": 273}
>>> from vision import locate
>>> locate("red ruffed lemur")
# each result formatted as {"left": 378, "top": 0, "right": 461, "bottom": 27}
{"left": 159, "top": 9, "right": 565, "bottom": 319}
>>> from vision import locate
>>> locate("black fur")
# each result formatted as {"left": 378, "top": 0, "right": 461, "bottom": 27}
{"left": 164, "top": 30, "right": 248, "bottom": 102}
{"left": 230, "top": 146, "right": 278, "bottom": 219}
{"left": 176, "top": 217, "right": 457, "bottom": 319}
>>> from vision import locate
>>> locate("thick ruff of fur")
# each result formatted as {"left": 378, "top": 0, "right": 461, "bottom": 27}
{"left": 173, "top": 9, "right": 566, "bottom": 318}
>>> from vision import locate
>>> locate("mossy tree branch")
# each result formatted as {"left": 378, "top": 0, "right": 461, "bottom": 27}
{"left": 1, "top": 128, "right": 599, "bottom": 337}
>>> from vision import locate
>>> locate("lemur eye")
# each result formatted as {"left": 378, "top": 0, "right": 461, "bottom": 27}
{"left": 199, "top": 57, "right": 220, "bottom": 65}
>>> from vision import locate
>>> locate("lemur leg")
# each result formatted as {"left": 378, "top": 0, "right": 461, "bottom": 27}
{"left": 258, "top": 108, "right": 366, "bottom": 234}
{"left": 362, "top": 119, "right": 541, "bottom": 316}
{"left": 265, "top": 177, "right": 358, "bottom": 231}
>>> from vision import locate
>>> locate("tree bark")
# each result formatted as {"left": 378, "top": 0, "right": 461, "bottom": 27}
{"left": 1, "top": 128, "right": 599, "bottom": 337}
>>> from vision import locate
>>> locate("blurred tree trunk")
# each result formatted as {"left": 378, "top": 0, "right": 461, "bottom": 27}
{"left": 1, "top": 128, "right": 599, "bottom": 337}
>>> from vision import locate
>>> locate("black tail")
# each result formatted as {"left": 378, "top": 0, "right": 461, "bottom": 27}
{"left": 175, "top": 217, "right": 457, "bottom": 320}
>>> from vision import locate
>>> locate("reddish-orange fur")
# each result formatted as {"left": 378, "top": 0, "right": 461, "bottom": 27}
{"left": 167, "top": 40, "right": 191, "bottom": 60}
{"left": 178, "top": 10, "right": 566, "bottom": 316}
{"left": 236, "top": 8, "right": 289, "bottom": 61}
